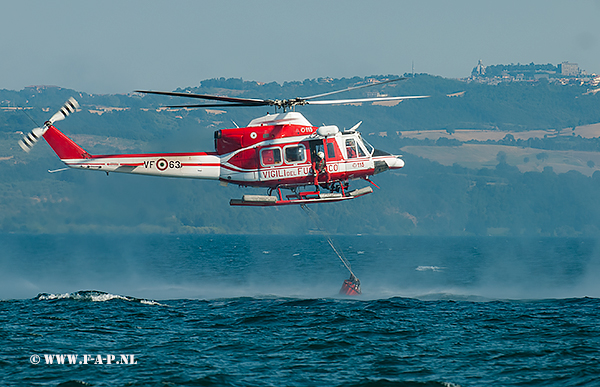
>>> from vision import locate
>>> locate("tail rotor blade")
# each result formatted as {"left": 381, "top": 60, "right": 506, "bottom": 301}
{"left": 18, "top": 97, "right": 79, "bottom": 152}
{"left": 18, "top": 127, "right": 45, "bottom": 153}
{"left": 48, "top": 97, "right": 79, "bottom": 124}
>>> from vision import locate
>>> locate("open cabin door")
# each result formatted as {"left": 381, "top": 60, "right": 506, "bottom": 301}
{"left": 309, "top": 138, "right": 343, "bottom": 162}
{"left": 308, "top": 139, "right": 325, "bottom": 164}
{"left": 325, "top": 137, "right": 343, "bottom": 162}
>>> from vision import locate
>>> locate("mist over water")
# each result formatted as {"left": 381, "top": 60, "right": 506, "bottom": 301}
{"left": 3, "top": 234, "right": 600, "bottom": 386}
{"left": 1, "top": 234, "right": 598, "bottom": 301}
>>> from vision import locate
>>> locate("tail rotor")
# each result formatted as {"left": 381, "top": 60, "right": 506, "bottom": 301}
{"left": 48, "top": 97, "right": 79, "bottom": 125}
{"left": 18, "top": 97, "right": 79, "bottom": 152}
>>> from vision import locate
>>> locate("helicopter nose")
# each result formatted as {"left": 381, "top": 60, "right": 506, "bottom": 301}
{"left": 386, "top": 157, "right": 405, "bottom": 169}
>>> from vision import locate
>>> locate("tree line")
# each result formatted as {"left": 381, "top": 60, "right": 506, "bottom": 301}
{"left": 1, "top": 75, "right": 600, "bottom": 235}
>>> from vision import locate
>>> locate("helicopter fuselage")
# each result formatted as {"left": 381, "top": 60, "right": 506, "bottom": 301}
{"left": 21, "top": 77, "right": 420, "bottom": 206}
{"left": 49, "top": 112, "right": 404, "bottom": 191}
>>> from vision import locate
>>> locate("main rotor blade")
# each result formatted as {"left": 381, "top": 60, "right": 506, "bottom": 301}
{"left": 165, "top": 102, "right": 269, "bottom": 108}
{"left": 135, "top": 90, "right": 267, "bottom": 105}
{"left": 302, "top": 77, "right": 406, "bottom": 101}
{"left": 136, "top": 77, "right": 415, "bottom": 110}
{"left": 305, "top": 95, "right": 429, "bottom": 105}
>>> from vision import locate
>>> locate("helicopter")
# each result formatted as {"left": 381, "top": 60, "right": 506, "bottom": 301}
{"left": 18, "top": 78, "right": 427, "bottom": 206}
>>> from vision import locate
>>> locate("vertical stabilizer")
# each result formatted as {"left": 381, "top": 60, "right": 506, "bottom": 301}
{"left": 43, "top": 126, "right": 91, "bottom": 160}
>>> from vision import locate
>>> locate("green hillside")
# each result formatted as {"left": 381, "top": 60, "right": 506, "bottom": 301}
{"left": 1, "top": 75, "right": 600, "bottom": 236}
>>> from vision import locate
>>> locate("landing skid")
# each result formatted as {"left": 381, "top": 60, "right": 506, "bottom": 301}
{"left": 230, "top": 185, "right": 373, "bottom": 207}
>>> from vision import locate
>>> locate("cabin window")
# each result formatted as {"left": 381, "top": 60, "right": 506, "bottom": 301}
{"left": 261, "top": 147, "right": 282, "bottom": 166}
{"left": 345, "top": 138, "right": 358, "bottom": 159}
{"left": 326, "top": 142, "right": 336, "bottom": 159}
{"left": 284, "top": 144, "right": 306, "bottom": 164}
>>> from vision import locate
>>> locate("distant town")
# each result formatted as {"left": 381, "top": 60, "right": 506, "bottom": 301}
{"left": 466, "top": 60, "right": 600, "bottom": 89}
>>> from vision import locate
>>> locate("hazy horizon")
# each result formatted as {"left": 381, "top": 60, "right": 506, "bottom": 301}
{"left": 2, "top": 0, "right": 599, "bottom": 94}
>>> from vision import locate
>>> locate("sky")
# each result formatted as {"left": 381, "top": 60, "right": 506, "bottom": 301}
{"left": 1, "top": 0, "right": 600, "bottom": 94}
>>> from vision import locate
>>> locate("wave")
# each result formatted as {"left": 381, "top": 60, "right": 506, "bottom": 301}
{"left": 33, "top": 290, "right": 165, "bottom": 306}
{"left": 415, "top": 265, "right": 445, "bottom": 272}
{"left": 346, "top": 380, "right": 461, "bottom": 387}
{"left": 26, "top": 289, "right": 600, "bottom": 305}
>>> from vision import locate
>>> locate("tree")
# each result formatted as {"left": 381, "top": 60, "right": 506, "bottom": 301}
{"left": 496, "top": 151, "right": 507, "bottom": 164}
{"left": 536, "top": 152, "right": 549, "bottom": 161}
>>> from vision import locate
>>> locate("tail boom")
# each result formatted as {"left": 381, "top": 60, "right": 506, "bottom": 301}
{"left": 39, "top": 124, "right": 220, "bottom": 179}
{"left": 19, "top": 97, "right": 221, "bottom": 180}
{"left": 62, "top": 152, "right": 221, "bottom": 179}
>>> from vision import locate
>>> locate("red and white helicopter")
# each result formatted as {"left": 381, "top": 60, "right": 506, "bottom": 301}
{"left": 19, "top": 78, "right": 427, "bottom": 206}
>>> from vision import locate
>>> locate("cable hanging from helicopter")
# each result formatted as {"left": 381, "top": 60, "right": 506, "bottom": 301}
{"left": 300, "top": 204, "right": 361, "bottom": 296}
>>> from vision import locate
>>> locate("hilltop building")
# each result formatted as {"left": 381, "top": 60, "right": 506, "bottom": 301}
{"left": 467, "top": 61, "right": 596, "bottom": 87}
{"left": 559, "top": 62, "right": 579, "bottom": 76}
{"left": 471, "top": 60, "right": 486, "bottom": 77}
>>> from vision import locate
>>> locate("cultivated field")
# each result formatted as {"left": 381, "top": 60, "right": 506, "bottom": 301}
{"left": 398, "top": 122, "right": 600, "bottom": 142}
{"left": 401, "top": 144, "right": 600, "bottom": 176}
{"left": 391, "top": 122, "right": 600, "bottom": 176}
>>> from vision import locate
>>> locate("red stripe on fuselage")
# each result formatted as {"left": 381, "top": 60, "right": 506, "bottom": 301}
{"left": 88, "top": 151, "right": 218, "bottom": 159}
{"left": 181, "top": 163, "right": 221, "bottom": 167}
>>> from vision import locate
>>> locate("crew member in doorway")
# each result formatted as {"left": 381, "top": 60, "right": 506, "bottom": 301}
{"left": 313, "top": 151, "right": 330, "bottom": 190}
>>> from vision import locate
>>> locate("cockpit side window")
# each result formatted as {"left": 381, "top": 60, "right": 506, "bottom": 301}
{"left": 345, "top": 138, "right": 357, "bottom": 159}
{"left": 357, "top": 142, "right": 366, "bottom": 157}
{"left": 359, "top": 135, "right": 374, "bottom": 156}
